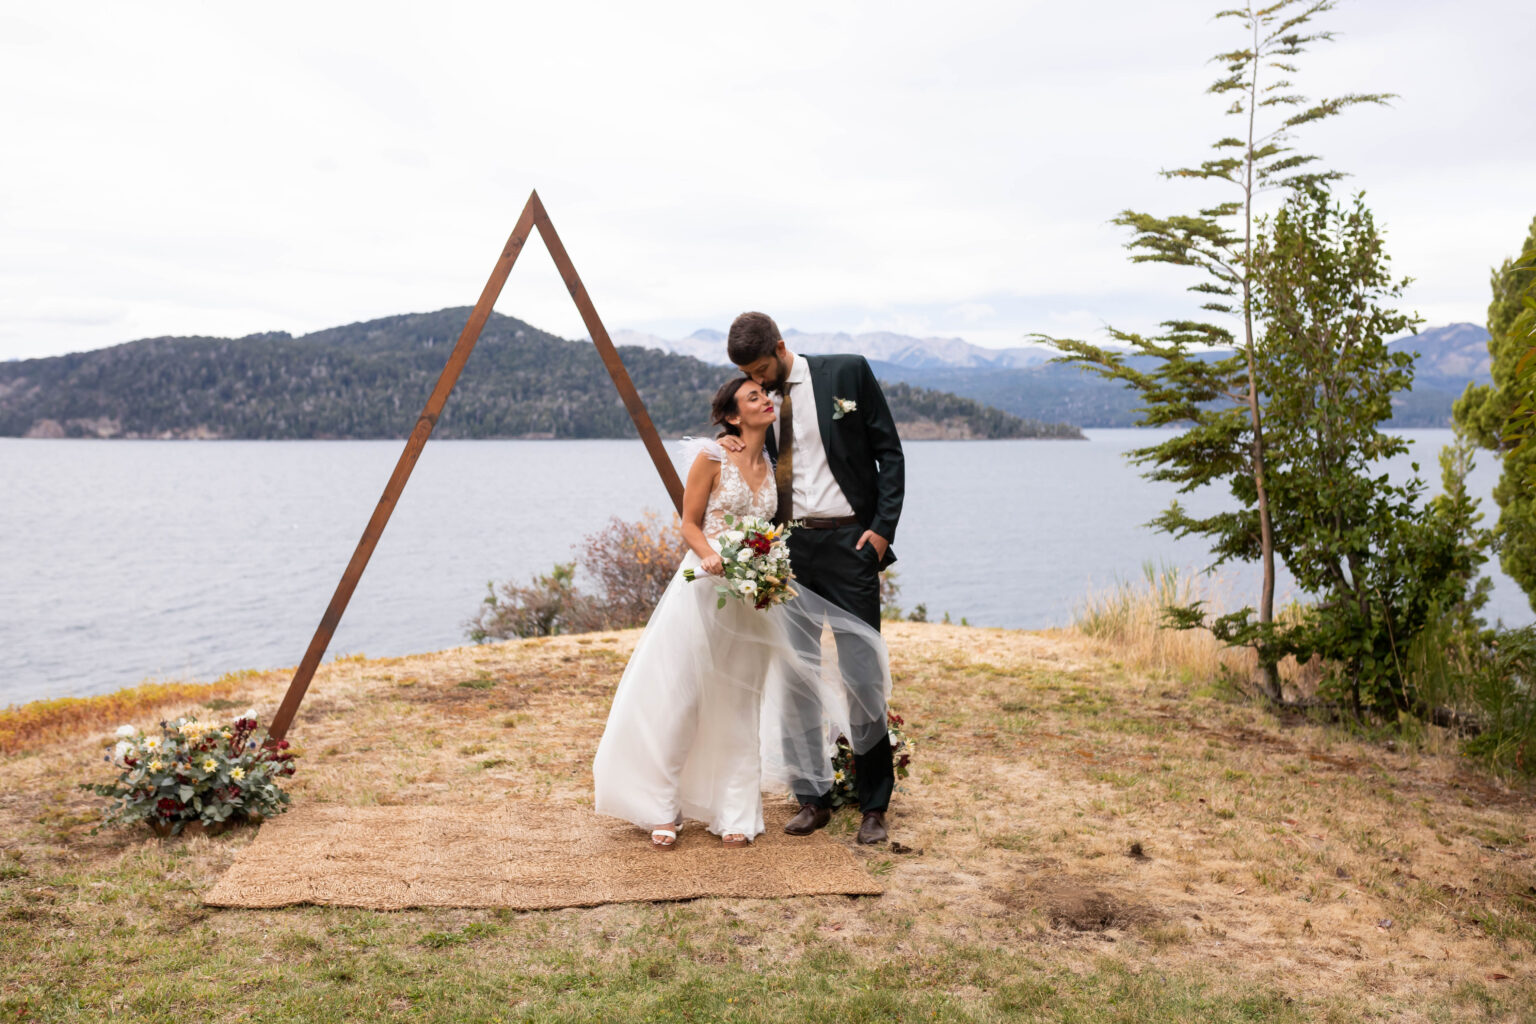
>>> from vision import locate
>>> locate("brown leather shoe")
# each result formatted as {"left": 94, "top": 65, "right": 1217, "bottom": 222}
{"left": 784, "top": 804, "right": 831, "bottom": 836}
{"left": 856, "top": 811, "right": 888, "bottom": 845}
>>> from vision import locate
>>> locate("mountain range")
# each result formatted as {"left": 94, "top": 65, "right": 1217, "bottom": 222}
{"left": 617, "top": 322, "right": 1494, "bottom": 428}
{"left": 0, "top": 309, "right": 1077, "bottom": 441}
{"left": 611, "top": 327, "right": 1054, "bottom": 370}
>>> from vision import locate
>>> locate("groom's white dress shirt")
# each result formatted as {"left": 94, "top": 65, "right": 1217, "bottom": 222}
{"left": 775, "top": 349, "right": 856, "bottom": 520}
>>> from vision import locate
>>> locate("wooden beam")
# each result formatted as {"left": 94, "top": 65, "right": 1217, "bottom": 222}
{"left": 271, "top": 191, "right": 671, "bottom": 741}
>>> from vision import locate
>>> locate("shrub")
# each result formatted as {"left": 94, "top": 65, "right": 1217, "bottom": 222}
{"left": 1407, "top": 611, "right": 1536, "bottom": 777}
{"left": 466, "top": 562, "right": 609, "bottom": 641}
{"left": 467, "top": 511, "right": 688, "bottom": 641}
{"left": 579, "top": 511, "right": 690, "bottom": 627}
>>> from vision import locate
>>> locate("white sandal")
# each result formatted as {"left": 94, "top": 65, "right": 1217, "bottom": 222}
{"left": 651, "top": 817, "right": 683, "bottom": 848}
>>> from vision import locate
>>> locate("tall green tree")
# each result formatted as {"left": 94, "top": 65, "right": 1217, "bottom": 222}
{"left": 1043, "top": 0, "right": 1391, "bottom": 699}
{"left": 1454, "top": 219, "right": 1536, "bottom": 611}
{"left": 1243, "top": 186, "right": 1485, "bottom": 714}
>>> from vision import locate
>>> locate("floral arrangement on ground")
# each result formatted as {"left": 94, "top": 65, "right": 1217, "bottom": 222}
{"left": 830, "top": 710, "right": 912, "bottom": 809}
{"left": 80, "top": 711, "right": 298, "bottom": 836}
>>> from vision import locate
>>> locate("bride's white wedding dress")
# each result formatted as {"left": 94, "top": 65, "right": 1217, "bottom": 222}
{"left": 592, "top": 440, "right": 890, "bottom": 841}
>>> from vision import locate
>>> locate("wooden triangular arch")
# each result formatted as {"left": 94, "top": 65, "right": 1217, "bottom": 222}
{"left": 268, "top": 190, "right": 684, "bottom": 741}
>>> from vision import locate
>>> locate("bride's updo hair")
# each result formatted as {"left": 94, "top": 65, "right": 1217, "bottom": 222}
{"left": 711, "top": 377, "right": 754, "bottom": 439}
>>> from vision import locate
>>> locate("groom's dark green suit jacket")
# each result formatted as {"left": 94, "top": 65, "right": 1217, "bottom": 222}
{"left": 766, "top": 353, "right": 905, "bottom": 569}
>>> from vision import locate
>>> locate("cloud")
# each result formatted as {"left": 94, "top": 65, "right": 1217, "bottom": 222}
{"left": 0, "top": 1, "right": 1524, "bottom": 359}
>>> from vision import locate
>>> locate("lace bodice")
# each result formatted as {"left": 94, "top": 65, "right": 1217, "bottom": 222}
{"left": 704, "top": 455, "right": 778, "bottom": 539}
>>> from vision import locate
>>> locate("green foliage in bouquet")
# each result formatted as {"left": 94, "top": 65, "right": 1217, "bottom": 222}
{"left": 79, "top": 712, "right": 298, "bottom": 836}
{"left": 683, "top": 514, "right": 796, "bottom": 611}
{"left": 829, "top": 711, "right": 912, "bottom": 809}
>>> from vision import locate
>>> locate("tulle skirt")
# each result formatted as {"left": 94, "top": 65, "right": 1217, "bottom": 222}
{"left": 593, "top": 549, "right": 891, "bottom": 839}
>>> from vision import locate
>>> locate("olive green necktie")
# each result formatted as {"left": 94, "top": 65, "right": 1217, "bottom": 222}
{"left": 773, "top": 384, "right": 794, "bottom": 526}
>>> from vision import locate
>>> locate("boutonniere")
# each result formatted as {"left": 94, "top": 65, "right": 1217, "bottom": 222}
{"left": 832, "top": 397, "right": 857, "bottom": 420}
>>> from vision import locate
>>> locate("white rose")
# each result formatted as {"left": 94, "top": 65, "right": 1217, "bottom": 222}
{"left": 736, "top": 549, "right": 753, "bottom": 563}
{"left": 737, "top": 580, "right": 758, "bottom": 596}
{"left": 115, "top": 725, "right": 136, "bottom": 738}
{"left": 725, "top": 530, "right": 745, "bottom": 544}
{"left": 241, "top": 707, "right": 259, "bottom": 722}
{"left": 113, "top": 741, "right": 133, "bottom": 762}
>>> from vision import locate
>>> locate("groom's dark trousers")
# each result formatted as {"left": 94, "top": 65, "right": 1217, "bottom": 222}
{"left": 783, "top": 523, "right": 894, "bottom": 814}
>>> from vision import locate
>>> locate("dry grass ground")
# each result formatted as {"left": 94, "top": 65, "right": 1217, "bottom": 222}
{"left": 2, "top": 623, "right": 1534, "bottom": 1022}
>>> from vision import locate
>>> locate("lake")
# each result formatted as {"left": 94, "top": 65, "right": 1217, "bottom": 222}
{"left": 1, "top": 431, "right": 1530, "bottom": 707}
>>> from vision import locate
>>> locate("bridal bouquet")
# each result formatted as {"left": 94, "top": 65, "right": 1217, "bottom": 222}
{"left": 683, "top": 514, "right": 797, "bottom": 610}
{"left": 80, "top": 711, "right": 298, "bottom": 836}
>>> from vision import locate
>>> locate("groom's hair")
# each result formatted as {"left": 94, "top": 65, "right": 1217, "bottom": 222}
{"left": 727, "top": 311, "right": 781, "bottom": 365}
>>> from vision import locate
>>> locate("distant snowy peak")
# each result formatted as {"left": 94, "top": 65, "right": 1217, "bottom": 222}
{"left": 611, "top": 321, "right": 1490, "bottom": 374}
{"left": 610, "top": 329, "right": 722, "bottom": 364}
{"left": 610, "top": 327, "right": 1054, "bottom": 369}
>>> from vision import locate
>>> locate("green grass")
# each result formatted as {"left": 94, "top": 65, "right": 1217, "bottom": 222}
{"left": 0, "top": 875, "right": 1328, "bottom": 1024}
{"left": 4, "top": 846, "right": 1530, "bottom": 1024}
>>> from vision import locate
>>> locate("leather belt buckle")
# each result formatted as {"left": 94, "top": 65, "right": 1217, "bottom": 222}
{"left": 800, "top": 515, "right": 860, "bottom": 530}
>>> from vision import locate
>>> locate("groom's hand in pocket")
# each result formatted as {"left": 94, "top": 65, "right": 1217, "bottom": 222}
{"left": 855, "top": 531, "right": 888, "bottom": 560}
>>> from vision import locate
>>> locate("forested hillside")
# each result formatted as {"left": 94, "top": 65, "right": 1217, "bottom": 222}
{"left": 0, "top": 309, "right": 1080, "bottom": 441}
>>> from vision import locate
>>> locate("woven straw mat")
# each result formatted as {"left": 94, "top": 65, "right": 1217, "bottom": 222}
{"left": 203, "top": 801, "right": 883, "bottom": 910}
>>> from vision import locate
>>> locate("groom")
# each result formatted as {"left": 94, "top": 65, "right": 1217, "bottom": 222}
{"left": 726, "top": 311, "right": 904, "bottom": 845}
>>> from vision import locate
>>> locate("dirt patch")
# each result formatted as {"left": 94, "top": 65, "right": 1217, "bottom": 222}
{"left": 995, "top": 874, "right": 1161, "bottom": 932}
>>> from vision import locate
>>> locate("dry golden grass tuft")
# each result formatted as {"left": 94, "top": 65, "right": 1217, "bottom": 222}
{"left": 0, "top": 669, "right": 285, "bottom": 755}
{"left": 1075, "top": 564, "right": 1323, "bottom": 697}
{"left": 2, "top": 624, "right": 1534, "bottom": 1021}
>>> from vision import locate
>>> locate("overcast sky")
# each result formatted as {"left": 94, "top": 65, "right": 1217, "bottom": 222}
{"left": 2, "top": 1, "right": 1530, "bottom": 360}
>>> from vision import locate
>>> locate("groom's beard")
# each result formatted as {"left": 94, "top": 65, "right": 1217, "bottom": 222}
{"left": 770, "top": 355, "right": 791, "bottom": 393}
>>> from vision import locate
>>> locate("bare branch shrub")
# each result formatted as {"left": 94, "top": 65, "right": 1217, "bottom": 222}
{"left": 466, "top": 511, "right": 688, "bottom": 642}
{"left": 578, "top": 510, "right": 689, "bottom": 629}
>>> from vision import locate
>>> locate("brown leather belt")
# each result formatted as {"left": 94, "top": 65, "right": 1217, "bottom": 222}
{"left": 798, "top": 515, "right": 861, "bottom": 530}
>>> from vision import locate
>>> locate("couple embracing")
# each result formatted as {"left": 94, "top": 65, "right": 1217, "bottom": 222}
{"left": 593, "top": 311, "right": 905, "bottom": 848}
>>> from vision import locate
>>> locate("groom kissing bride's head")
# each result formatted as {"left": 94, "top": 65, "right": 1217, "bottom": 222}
{"left": 726, "top": 311, "right": 791, "bottom": 393}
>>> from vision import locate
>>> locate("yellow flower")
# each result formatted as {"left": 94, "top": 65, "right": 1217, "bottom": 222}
{"left": 202, "top": 759, "right": 217, "bottom": 772}
{"left": 220, "top": 731, "right": 232, "bottom": 740}
{"left": 230, "top": 767, "right": 245, "bottom": 780}
{"left": 143, "top": 736, "right": 161, "bottom": 750}
{"left": 150, "top": 760, "right": 164, "bottom": 771}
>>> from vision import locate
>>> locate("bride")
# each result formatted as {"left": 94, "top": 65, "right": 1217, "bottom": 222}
{"left": 592, "top": 377, "right": 890, "bottom": 847}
